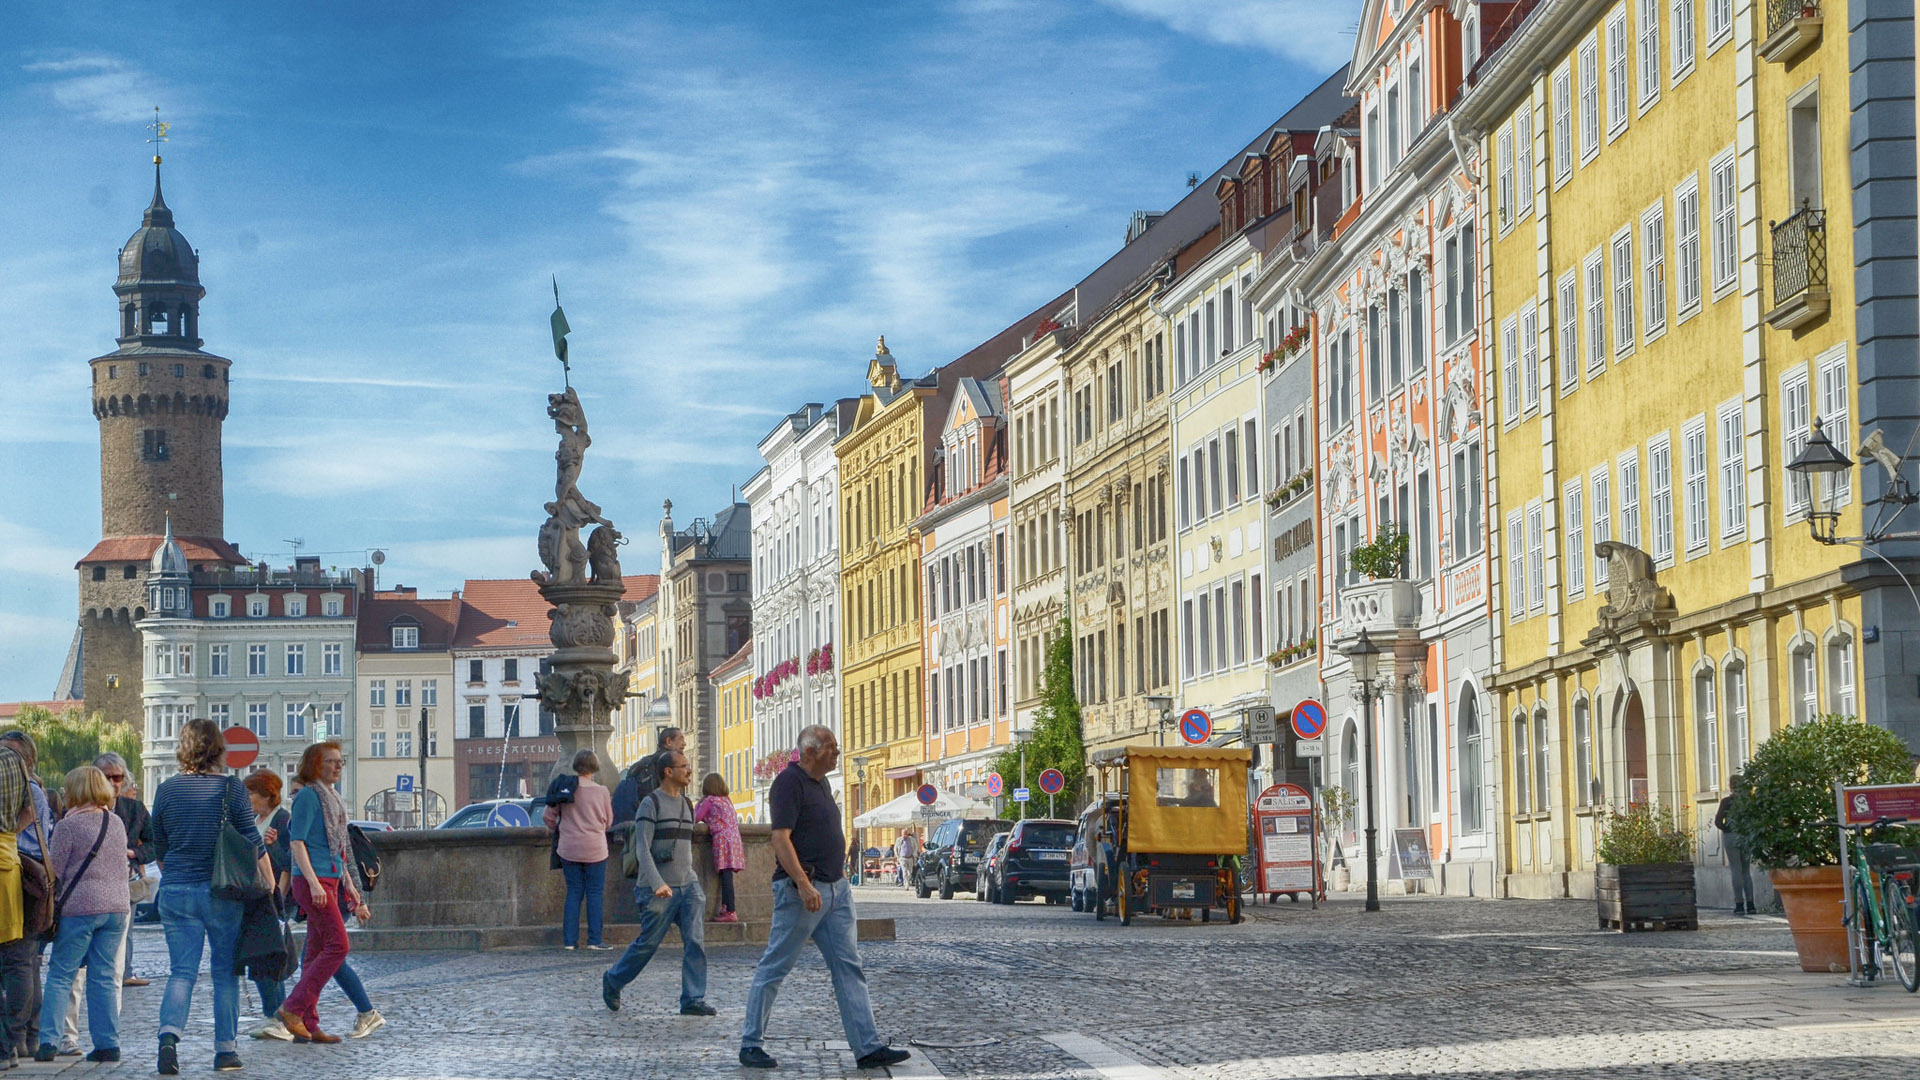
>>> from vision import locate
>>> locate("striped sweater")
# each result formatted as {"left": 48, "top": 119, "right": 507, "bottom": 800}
{"left": 152, "top": 772, "right": 263, "bottom": 886}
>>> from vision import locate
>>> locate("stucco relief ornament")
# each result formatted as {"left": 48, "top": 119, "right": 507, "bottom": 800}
{"left": 1443, "top": 365, "right": 1480, "bottom": 440}
{"left": 1590, "top": 541, "right": 1677, "bottom": 635}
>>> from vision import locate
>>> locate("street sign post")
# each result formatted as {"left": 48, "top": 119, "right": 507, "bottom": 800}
{"left": 1038, "top": 769, "right": 1065, "bottom": 817}
{"left": 985, "top": 773, "right": 1004, "bottom": 798}
{"left": 1012, "top": 788, "right": 1031, "bottom": 803}
{"left": 221, "top": 727, "right": 259, "bottom": 770}
{"left": 486, "top": 803, "right": 530, "bottom": 828}
{"left": 396, "top": 774, "right": 415, "bottom": 794}
{"left": 916, "top": 783, "right": 938, "bottom": 806}
{"left": 1295, "top": 738, "right": 1324, "bottom": 758}
{"left": 1178, "top": 708, "right": 1213, "bottom": 745}
{"left": 1290, "top": 698, "right": 1328, "bottom": 741}
{"left": 1246, "top": 706, "right": 1278, "bottom": 745}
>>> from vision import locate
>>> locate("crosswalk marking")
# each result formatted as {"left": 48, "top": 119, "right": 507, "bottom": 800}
{"left": 1045, "top": 1031, "right": 1173, "bottom": 1080}
{"left": 887, "top": 1051, "right": 949, "bottom": 1078}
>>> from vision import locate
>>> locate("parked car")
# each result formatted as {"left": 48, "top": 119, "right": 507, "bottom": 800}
{"left": 975, "top": 831, "right": 1011, "bottom": 903}
{"left": 1070, "top": 794, "right": 1123, "bottom": 917}
{"left": 435, "top": 798, "right": 543, "bottom": 829}
{"left": 349, "top": 819, "right": 395, "bottom": 832}
{"left": 916, "top": 816, "right": 1013, "bottom": 899}
{"left": 991, "top": 818, "right": 1075, "bottom": 904}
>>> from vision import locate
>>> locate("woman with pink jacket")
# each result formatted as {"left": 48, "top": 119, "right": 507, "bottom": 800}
{"left": 694, "top": 775, "right": 745, "bottom": 922}
{"left": 544, "top": 750, "right": 614, "bottom": 950}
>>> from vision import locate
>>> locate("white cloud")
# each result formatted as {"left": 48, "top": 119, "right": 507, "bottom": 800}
{"left": 1098, "top": 0, "right": 1358, "bottom": 66}
{"left": 24, "top": 55, "right": 171, "bottom": 125}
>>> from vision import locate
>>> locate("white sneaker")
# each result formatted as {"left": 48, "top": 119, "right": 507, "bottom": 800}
{"left": 251, "top": 1022, "right": 293, "bottom": 1042}
{"left": 349, "top": 1011, "right": 385, "bottom": 1039}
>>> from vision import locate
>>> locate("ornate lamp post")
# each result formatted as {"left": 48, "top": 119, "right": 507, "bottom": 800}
{"left": 1341, "top": 629, "right": 1384, "bottom": 913}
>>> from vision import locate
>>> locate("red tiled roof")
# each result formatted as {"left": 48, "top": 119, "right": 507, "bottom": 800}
{"left": 75, "top": 535, "right": 247, "bottom": 568}
{"left": 452, "top": 575, "right": 660, "bottom": 651}
{"left": 0, "top": 701, "right": 83, "bottom": 721}
{"left": 357, "top": 595, "right": 462, "bottom": 651}
{"left": 711, "top": 640, "right": 754, "bottom": 681}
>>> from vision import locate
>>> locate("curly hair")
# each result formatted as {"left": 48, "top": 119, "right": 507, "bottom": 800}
{"left": 244, "top": 769, "right": 283, "bottom": 809}
{"left": 175, "top": 719, "right": 226, "bottom": 774}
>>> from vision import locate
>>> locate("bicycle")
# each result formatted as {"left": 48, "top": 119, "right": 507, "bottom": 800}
{"left": 1821, "top": 816, "right": 1920, "bottom": 992}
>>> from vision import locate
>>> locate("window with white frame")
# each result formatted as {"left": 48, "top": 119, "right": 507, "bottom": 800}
{"left": 392, "top": 624, "right": 419, "bottom": 649}
{"left": 323, "top": 702, "right": 342, "bottom": 737}
{"left": 1619, "top": 451, "right": 1643, "bottom": 549}
{"left": 1591, "top": 467, "right": 1612, "bottom": 586}
{"left": 1612, "top": 229, "right": 1636, "bottom": 356}
{"left": 1695, "top": 669, "right": 1720, "bottom": 789}
{"left": 1526, "top": 502, "right": 1545, "bottom": 612}
{"left": 176, "top": 643, "right": 193, "bottom": 676}
{"left": 247, "top": 644, "right": 267, "bottom": 677}
{"left": 1828, "top": 635, "right": 1856, "bottom": 716}
{"left": 285, "top": 702, "right": 307, "bottom": 739}
{"left": 1781, "top": 367, "right": 1812, "bottom": 514}
{"left": 1559, "top": 272, "right": 1579, "bottom": 391}
{"left": 1520, "top": 302, "right": 1540, "bottom": 411}
{"left": 323, "top": 642, "right": 342, "bottom": 676}
{"left": 1649, "top": 436, "right": 1674, "bottom": 565}
{"left": 1533, "top": 711, "right": 1551, "bottom": 813}
{"left": 1722, "top": 661, "right": 1749, "bottom": 768}
{"left": 211, "top": 598, "right": 229, "bottom": 618}
{"left": 1507, "top": 512, "right": 1526, "bottom": 619}
{"left": 1512, "top": 713, "right": 1532, "bottom": 812}
{"left": 248, "top": 597, "right": 267, "bottom": 618}
{"left": 396, "top": 679, "right": 412, "bottom": 707}
{"left": 1718, "top": 400, "right": 1746, "bottom": 540}
{"left": 1709, "top": 148, "right": 1737, "bottom": 292}
{"left": 1706, "top": 0, "right": 1731, "bottom": 45}
{"left": 369, "top": 679, "right": 386, "bottom": 707}
{"left": 152, "top": 643, "right": 172, "bottom": 678}
{"left": 1573, "top": 698, "right": 1595, "bottom": 805}
{"left": 209, "top": 644, "right": 229, "bottom": 678}
{"left": 246, "top": 703, "right": 268, "bottom": 736}
{"left": 323, "top": 596, "right": 342, "bottom": 617}
{"left": 285, "top": 595, "right": 306, "bottom": 618}
{"left": 1637, "top": 0, "right": 1661, "bottom": 104}
{"left": 285, "top": 643, "right": 305, "bottom": 676}
{"left": 1579, "top": 36, "right": 1601, "bottom": 161}
{"left": 1682, "top": 418, "right": 1710, "bottom": 553}
{"left": 1792, "top": 644, "right": 1818, "bottom": 722}
{"left": 1516, "top": 106, "right": 1534, "bottom": 219}
{"left": 1553, "top": 64, "right": 1573, "bottom": 183}
{"left": 1671, "top": 0, "right": 1695, "bottom": 76}
{"left": 1502, "top": 316, "right": 1521, "bottom": 422}
{"left": 422, "top": 679, "right": 438, "bottom": 706}
{"left": 1585, "top": 250, "right": 1608, "bottom": 374}
{"left": 1675, "top": 177, "right": 1701, "bottom": 313}
{"left": 1565, "top": 480, "right": 1586, "bottom": 599}
{"left": 1642, "top": 203, "right": 1667, "bottom": 335}
{"left": 1497, "top": 125, "right": 1515, "bottom": 229}
{"left": 1606, "top": 12, "right": 1631, "bottom": 137}
{"left": 370, "top": 731, "right": 387, "bottom": 758}
{"left": 1452, "top": 442, "right": 1485, "bottom": 559}
{"left": 1818, "top": 349, "right": 1852, "bottom": 504}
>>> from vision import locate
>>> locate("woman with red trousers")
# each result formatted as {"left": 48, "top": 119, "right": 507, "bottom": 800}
{"left": 277, "top": 742, "right": 367, "bottom": 1043}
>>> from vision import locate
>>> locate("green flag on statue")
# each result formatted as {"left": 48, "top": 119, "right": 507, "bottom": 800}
{"left": 550, "top": 277, "right": 571, "bottom": 367}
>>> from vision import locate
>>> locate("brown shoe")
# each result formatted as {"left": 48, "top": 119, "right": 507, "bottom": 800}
{"left": 275, "top": 1008, "right": 313, "bottom": 1041}
{"left": 306, "top": 1029, "right": 341, "bottom": 1045}
{"left": 122, "top": 978, "right": 150, "bottom": 988}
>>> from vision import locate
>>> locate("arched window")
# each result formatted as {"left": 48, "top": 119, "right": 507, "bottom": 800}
{"left": 1573, "top": 698, "right": 1594, "bottom": 806}
{"left": 1342, "top": 719, "right": 1360, "bottom": 842}
{"left": 1724, "top": 661, "right": 1750, "bottom": 770}
{"left": 1791, "top": 643, "right": 1818, "bottom": 723}
{"left": 1694, "top": 669, "right": 1720, "bottom": 790}
{"left": 1512, "top": 713, "right": 1531, "bottom": 813}
{"left": 1827, "top": 636, "right": 1856, "bottom": 716}
{"left": 1532, "top": 709, "right": 1550, "bottom": 813}
{"left": 1459, "top": 693, "right": 1484, "bottom": 832}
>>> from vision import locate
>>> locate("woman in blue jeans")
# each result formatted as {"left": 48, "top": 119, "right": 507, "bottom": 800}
{"left": 150, "top": 720, "right": 267, "bottom": 1075}
{"left": 35, "top": 767, "right": 129, "bottom": 1062}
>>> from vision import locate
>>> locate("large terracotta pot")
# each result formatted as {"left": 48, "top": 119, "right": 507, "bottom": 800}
{"left": 1770, "top": 866, "right": 1848, "bottom": 973}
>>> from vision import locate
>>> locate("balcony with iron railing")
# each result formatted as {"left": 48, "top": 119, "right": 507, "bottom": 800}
{"left": 1760, "top": 0, "right": 1823, "bottom": 62}
{"left": 1765, "top": 202, "right": 1829, "bottom": 331}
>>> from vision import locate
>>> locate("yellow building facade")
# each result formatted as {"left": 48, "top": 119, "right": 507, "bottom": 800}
{"left": 612, "top": 591, "right": 663, "bottom": 769}
{"left": 1465, "top": 0, "right": 1868, "bottom": 902}
{"left": 713, "top": 643, "right": 757, "bottom": 821}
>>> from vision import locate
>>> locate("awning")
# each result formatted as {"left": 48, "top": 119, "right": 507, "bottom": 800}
{"left": 883, "top": 764, "right": 923, "bottom": 781}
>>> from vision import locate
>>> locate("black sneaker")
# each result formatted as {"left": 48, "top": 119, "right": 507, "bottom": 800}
{"left": 157, "top": 1036, "right": 179, "bottom": 1076}
{"left": 601, "top": 973, "right": 620, "bottom": 1012}
{"left": 214, "top": 1050, "right": 243, "bottom": 1071}
{"left": 855, "top": 1046, "right": 911, "bottom": 1069}
{"left": 86, "top": 1049, "right": 120, "bottom": 1063}
{"left": 679, "top": 1001, "right": 716, "bottom": 1016}
{"left": 31, "top": 1045, "right": 53, "bottom": 1063}
{"left": 738, "top": 1046, "right": 778, "bottom": 1069}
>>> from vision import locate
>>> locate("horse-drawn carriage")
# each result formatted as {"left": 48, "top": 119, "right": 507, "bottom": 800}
{"left": 1084, "top": 745, "right": 1250, "bottom": 925}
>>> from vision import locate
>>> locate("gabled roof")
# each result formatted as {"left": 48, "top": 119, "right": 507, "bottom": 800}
{"left": 452, "top": 575, "right": 658, "bottom": 651}
{"left": 76, "top": 535, "right": 247, "bottom": 568}
{"left": 357, "top": 594, "right": 462, "bottom": 652}
{"left": 711, "top": 641, "right": 754, "bottom": 682}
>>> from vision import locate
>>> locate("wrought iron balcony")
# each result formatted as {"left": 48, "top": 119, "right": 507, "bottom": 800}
{"left": 1765, "top": 204, "right": 1829, "bottom": 330}
{"left": 1761, "top": 0, "right": 1823, "bottom": 62}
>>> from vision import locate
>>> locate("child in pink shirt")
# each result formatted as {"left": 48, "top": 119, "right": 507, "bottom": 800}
{"left": 694, "top": 775, "right": 746, "bottom": 922}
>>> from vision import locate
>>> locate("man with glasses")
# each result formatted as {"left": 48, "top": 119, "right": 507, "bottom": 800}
{"left": 97, "top": 754, "right": 153, "bottom": 987}
{"left": 600, "top": 749, "right": 712, "bottom": 1017}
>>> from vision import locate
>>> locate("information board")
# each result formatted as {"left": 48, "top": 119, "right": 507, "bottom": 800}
{"left": 1252, "top": 783, "right": 1320, "bottom": 896}
{"left": 1840, "top": 782, "right": 1920, "bottom": 825}
{"left": 1389, "top": 827, "right": 1434, "bottom": 881}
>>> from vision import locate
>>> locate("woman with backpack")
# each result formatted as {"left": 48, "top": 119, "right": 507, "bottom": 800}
{"left": 33, "top": 766, "right": 128, "bottom": 1063}
{"left": 693, "top": 774, "right": 744, "bottom": 923}
{"left": 544, "top": 749, "right": 613, "bottom": 950}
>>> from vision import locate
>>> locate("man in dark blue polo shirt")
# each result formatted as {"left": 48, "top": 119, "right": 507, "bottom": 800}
{"left": 738, "top": 726, "right": 907, "bottom": 1071}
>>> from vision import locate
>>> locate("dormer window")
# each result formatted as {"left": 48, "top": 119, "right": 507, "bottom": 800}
{"left": 248, "top": 597, "right": 267, "bottom": 618}
{"left": 392, "top": 624, "right": 420, "bottom": 650}
{"left": 285, "top": 596, "right": 307, "bottom": 618}
{"left": 210, "top": 597, "right": 230, "bottom": 618}
{"left": 323, "top": 596, "right": 343, "bottom": 616}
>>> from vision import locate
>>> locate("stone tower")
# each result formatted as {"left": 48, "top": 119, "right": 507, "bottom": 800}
{"left": 76, "top": 164, "right": 245, "bottom": 727}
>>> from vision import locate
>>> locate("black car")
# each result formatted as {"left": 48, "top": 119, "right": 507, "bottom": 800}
{"left": 915, "top": 817, "right": 1013, "bottom": 899}
{"left": 975, "top": 832, "right": 1011, "bottom": 903}
{"left": 989, "top": 818, "right": 1075, "bottom": 904}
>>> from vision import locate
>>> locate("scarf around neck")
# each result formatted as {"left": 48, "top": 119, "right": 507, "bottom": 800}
{"left": 297, "top": 780, "right": 353, "bottom": 878}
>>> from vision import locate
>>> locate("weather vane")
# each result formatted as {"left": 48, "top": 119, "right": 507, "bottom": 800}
{"left": 147, "top": 106, "right": 170, "bottom": 166}
{"left": 550, "top": 276, "right": 572, "bottom": 389}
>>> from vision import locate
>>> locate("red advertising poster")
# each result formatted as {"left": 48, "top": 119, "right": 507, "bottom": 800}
{"left": 1253, "top": 783, "right": 1321, "bottom": 897}
{"left": 1840, "top": 783, "right": 1920, "bottom": 825}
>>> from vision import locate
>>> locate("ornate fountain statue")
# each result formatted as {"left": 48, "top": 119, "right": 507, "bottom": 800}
{"left": 530, "top": 287, "right": 628, "bottom": 779}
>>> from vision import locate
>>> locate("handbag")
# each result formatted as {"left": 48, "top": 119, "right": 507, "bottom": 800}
{"left": 50, "top": 814, "right": 113, "bottom": 941}
{"left": 20, "top": 816, "right": 57, "bottom": 938}
{"left": 211, "top": 776, "right": 270, "bottom": 902}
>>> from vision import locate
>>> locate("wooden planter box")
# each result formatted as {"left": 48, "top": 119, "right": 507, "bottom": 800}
{"left": 1596, "top": 862, "right": 1697, "bottom": 932}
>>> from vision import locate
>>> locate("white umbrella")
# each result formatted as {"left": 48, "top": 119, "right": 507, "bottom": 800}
{"left": 852, "top": 787, "right": 992, "bottom": 828}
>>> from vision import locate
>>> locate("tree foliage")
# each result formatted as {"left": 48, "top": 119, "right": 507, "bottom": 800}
{"left": 991, "top": 616, "right": 1086, "bottom": 821}
{"left": 1728, "top": 713, "right": 1917, "bottom": 868}
{"left": 10, "top": 705, "right": 143, "bottom": 796}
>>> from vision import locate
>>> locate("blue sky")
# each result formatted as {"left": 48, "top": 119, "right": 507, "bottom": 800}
{"left": 0, "top": 0, "right": 1357, "bottom": 702}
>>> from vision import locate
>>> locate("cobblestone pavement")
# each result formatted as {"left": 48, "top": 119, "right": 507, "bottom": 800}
{"left": 15, "top": 888, "right": 1919, "bottom": 1078}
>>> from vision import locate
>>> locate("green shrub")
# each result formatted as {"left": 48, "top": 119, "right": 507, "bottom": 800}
{"left": 1348, "top": 525, "right": 1408, "bottom": 580}
{"left": 1728, "top": 714, "right": 1917, "bottom": 868}
{"left": 1595, "top": 800, "right": 1693, "bottom": 864}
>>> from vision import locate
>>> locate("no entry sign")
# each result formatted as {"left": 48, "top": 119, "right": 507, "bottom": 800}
{"left": 1290, "top": 699, "right": 1328, "bottom": 741}
{"left": 222, "top": 727, "right": 259, "bottom": 769}
{"left": 1179, "top": 708, "right": 1213, "bottom": 745}
{"left": 1038, "top": 768, "right": 1066, "bottom": 795}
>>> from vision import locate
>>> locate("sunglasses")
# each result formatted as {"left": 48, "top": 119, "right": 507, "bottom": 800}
{"left": 104, "top": 774, "right": 126, "bottom": 783}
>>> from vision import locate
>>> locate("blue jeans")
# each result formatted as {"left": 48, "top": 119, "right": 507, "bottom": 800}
{"left": 561, "top": 859, "right": 607, "bottom": 947}
{"left": 603, "top": 882, "right": 705, "bottom": 1008}
{"left": 40, "top": 913, "right": 124, "bottom": 1052}
{"left": 253, "top": 960, "right": 370, "bottom": 1018}
{"left": 741, "top": 877, "right": 881, "bottom": 1057}
{"left": 157, "top": 883, "right": 244, "bottom": 1052}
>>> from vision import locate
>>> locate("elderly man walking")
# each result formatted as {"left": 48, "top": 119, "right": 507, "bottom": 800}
{"left": 600, "top": 749, "right": 713, "bottom": 1017}
{"left": 738, "top": 726, "right": 907, "bottom": 1071}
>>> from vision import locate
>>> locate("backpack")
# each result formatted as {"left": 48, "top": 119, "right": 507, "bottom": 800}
{"left": 619, "top": 790, "right": 691, "bottom": 880}
{"left": 347, "top": 823, "right": 381, "bottom": 893}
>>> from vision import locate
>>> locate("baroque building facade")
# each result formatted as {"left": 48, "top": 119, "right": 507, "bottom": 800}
{"left": 353, "top": 588, "right": 459, "bottom": 826}
{"left": 660, "top": 502, "right": 752, "bottom": 779}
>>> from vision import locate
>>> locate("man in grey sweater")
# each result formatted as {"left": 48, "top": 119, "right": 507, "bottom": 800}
{"left": 601, "top": 750, "right": 713, "bottom": 1016}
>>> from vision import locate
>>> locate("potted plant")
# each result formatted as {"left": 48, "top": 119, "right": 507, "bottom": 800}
{"left": 1594, "top": 801, "right": 1696, "bottom": 931}
{"left": 1348, "top": 524, "right": 1409, "bottom": 579}
{"left": 1727, "top": 713, "right": 1916, "bottom": 972}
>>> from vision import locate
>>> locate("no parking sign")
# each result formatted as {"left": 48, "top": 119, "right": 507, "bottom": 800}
{"left": 1178, "top": 708, "right": 1213, "bottom": 745}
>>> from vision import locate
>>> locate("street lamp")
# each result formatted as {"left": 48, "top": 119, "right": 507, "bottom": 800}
{"left": 1788, "top": 416, "right": 1920, "bottom": 545}
{"left": 1145, "top": 695, "right": 1174, "bottom": 747}
{"left": 1342, "top": 628, "right": 1384, "bottom": 913}
{"left": 851, "top": 756, "right": 868, "bottom": 884}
